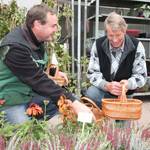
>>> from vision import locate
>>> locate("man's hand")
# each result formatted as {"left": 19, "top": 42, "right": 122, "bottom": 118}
{"left": 105, "top": 80, "right": 128, "bottom": 96}
{"left": 58, "top": 96, "right": 96, "bottom": 122}
{"left": 57, "top": 71, "right": 69, "bottom": 85}
{"left": 46, "top": 71, "right": 68, "bottom": 86}
{"left": 72, "top": 100, "right": 96, "bottom": 121}
{"left": 105, "top": 81, "right": 122, "bottom": 96}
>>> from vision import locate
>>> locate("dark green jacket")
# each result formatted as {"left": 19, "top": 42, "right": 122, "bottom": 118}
{"left": 0, "top": 25, "right": 75, "bottom": 110}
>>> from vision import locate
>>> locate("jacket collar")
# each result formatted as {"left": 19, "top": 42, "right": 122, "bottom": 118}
{"left": 101, "top": 35, "right": 136, "bottom": 63}
{"left": 120, "top": 35, "right": 136, "bottom": 64}
{"left": 22, "top": 24, "right": 43, "bottom": 51}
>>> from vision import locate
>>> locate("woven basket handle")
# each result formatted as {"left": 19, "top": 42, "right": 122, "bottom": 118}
{"left": 118, "top": 83, "right": 127, "bottom": 102}
{"left": 80, "top": 97, "right": 104, "bottom": 122}
{"left": 80, "top": 97, "right": 102, "bottom": 111}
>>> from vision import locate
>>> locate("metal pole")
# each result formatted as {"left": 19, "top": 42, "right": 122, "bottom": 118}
{"left": 83, "top": 0, "right": 87, "bottom": 57}
{"left": 71, "top": 0, "right": 75, "bottom": 74}
{"left": 95, "top": 0, "right": 99, "bottom": 38}
{"left": 77, "top": 0, "right": 81, "bottom": 95}
{"left": 82, "top": 0, "right": 88, "bottom": 74}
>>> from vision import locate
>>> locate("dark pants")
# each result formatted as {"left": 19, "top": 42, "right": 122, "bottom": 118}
{"left": 3, "top": 95, "right": 58, "bottom": 124}
{"left": 28, "top": 95, "right": 59, "bottom": 120}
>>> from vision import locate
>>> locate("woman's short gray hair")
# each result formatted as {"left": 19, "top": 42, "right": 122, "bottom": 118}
{"left": 104, "top": 12, "right": 128, "bottom": 31}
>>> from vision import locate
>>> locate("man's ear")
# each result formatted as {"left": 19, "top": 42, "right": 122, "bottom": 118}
{"left": 33, "top": 20, "right": 41, "bottom": 30}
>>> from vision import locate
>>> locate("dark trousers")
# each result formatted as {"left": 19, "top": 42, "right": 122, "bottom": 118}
{"left": 29, "top": 95, "right": 59, "bottom": 120}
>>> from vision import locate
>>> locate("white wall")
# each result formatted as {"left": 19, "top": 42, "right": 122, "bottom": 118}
{"left": 1, "top": 0, "right": 41, "bottom": 10}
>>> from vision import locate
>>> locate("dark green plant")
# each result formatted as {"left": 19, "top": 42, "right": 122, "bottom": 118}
{"left": 0, "top": 0, "right": 25, "bottom": 39}
{"left": 0, "top": 111, "right": 17, "bottom": 148}
{"left": 42, "top": 0, "right": 56, "bottom": 8}
{"left": 7, "top": 102, "right": 53, "bottom": 149}
{"left": 44, "top": 0, "right": 83, "bottom": 94}
{"left": 81, "top": 56, "right": 91, "bottom": 89}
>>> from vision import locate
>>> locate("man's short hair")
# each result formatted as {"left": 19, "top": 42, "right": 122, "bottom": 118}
{"left": 104, "top": 12, "right": 127, "bottom": 32}
{"left": 26, "top": 3, "right": 57, "bottom": 28}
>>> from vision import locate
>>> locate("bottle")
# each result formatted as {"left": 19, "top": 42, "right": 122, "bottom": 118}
{"left": 49, "top": 53, "right": 59, "bottom": 77}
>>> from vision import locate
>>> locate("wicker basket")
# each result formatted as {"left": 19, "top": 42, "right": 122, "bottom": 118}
{"left": 102, "top": 84, "right": 143, "bottom": 120}
{"left": 80, "top": 97, "right": 104, "bottom": 122}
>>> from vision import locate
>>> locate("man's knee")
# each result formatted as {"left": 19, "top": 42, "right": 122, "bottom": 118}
{"left": 3, "top": 104, "right": 30, "bottom": 124}
{"left": 29, "top": 96, "right": 58, "bottom": 120}
{"left": 84, "top": 86, "right": 105, "bottom": 107}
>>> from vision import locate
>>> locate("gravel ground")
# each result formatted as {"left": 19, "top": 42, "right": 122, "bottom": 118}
{"left": 135, "top": 96, "right": 150, "bottom": 127}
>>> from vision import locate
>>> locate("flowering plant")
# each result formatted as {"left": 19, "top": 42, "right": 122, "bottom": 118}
{"left": 7, "top": 102, "right": 53, "bottom": 149}
{"left": 0, "top": 107, "right": 150, "bottom": 149}
{"left": 0, "top": 111, "right": 17, "bottom": 150}
{"left": 26, "top": 103, "right": 43, "bottom": 117}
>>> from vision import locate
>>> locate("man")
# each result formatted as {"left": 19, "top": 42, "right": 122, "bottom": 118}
{"left": 0, "top": 4, "right": 93, "bottom": 124}
{"left": 85, "top": 12, "right": 147, "bottom": 107}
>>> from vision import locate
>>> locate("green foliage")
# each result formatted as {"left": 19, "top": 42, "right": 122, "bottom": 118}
{"left": 0, "top": 112, "right": 17, "bottom": 140}
{"left": 81, "top": 56, "right": 91, "bottom": 90}
{"left": 68, "top": 74, "right": 78, "bottom": 93}
{"left": 14, "top": 118, "right": 51, "bottom": 141}
{"left": 81, "top": 56, "right": 89, "bottom": 71}
{"left": 0, "top": 112, "right": 150, "bottom": 149}
{"left": 42, "top": 0, "right": 56, "bottom": 8}
{"left": 0, "top": 0, "right": 25, "bottom": 39}
{"left": 60, "top": 4, "right": 72, "bottom": 17}
{"left": 53, "top": 42, "right": 72, "bottom": 73}
{"left": 42, "top": 0, "right": 81, "bottom": 94}
{"left": 7, "top": 119, "right": 53, "bottom": 149}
